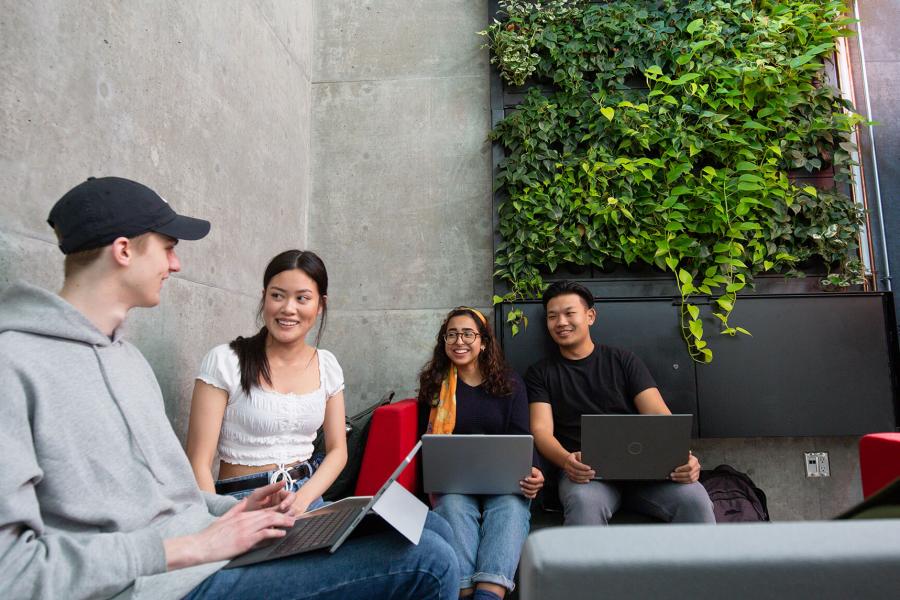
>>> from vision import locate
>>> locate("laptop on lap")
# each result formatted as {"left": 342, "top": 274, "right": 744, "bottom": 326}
{"left": 226, "top": 440, "right": 426, "bottom": 568}
{"left": 422, "top": 434, "right": 533, "bottom": 495}
{"left": 580, "top": 414, "right": 692, "bottom": 480}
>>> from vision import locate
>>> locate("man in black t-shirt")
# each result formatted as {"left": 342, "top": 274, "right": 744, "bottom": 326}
{"left": 526, "top": 281, "right": 715, "bottom": 525}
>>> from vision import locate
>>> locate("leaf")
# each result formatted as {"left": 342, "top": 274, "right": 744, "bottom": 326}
{"left": 687, "top": 304, "right": 700, "bottom": 320}
{"left": 511, "top": 323, "right": 519, "bottom": 336}
{"left": 671, "top": 72, "right": 701, "bottom": 86}
{"left": 492, "top": 295, "right": 505, "bottom": 305}
{"left": 716, "top": 298, "right": 733, "bottom": 311}
{"left": 665, "top": 257, "right": 678, "bottom": 271}
{"left": 803, "top": 186, "right": 818, "bottom": 197}
{"left": 646, "top": 65, "right": 663, "bottom": 76}
{"left": 686, "top": 18, "right": 704, "bottom": 34}
{"left": 600, "top": 107, "right": 615, "bottom": 121}
{"left": 735, "top": 327, "right": 752, "bottom": 336}
{"left": 742, "top": 120, "right": 772, "bottom": 131}
{"left": 688, "top": 319, "right": 704, "bottom": 340}
{"left": 678, "top": 269, "right": 692, "bottom": 285}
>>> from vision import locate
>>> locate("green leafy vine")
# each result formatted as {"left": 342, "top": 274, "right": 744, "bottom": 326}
{"left": 483, "top": 0, "right": 866, "bottom": 362}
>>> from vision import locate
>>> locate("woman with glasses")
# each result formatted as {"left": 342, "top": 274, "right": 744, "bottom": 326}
{"left": 417, "top": 307, "right": 544, "bottom": 600}
{"left": 185, "top": 250, "right": 345, "bottom": 514}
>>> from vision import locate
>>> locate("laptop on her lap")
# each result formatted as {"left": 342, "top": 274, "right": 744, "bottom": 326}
{"left": 422, "top": 434, "right": 533, "bottom": 495}
{"left": 226, "top": 440, "right": 426, "bottom": 568}
{"left": 580, "top": 414, "right": 692, "bottom": 480}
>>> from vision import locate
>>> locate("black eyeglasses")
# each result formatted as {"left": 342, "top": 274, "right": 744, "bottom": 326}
{"left": 443, "top": 330, "right": 480, "bottom": 344}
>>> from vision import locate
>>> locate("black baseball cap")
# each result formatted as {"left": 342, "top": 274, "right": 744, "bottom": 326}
{"left": 47, "top": 176, "right": 211, "bottom": 254}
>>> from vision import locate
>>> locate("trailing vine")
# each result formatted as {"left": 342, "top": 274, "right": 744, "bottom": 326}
{"left": 482, "top": 0, "right": 866, "bottom": 362}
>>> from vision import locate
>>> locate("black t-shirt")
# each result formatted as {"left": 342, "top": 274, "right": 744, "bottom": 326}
{"left": 525, "top": 344, "right": 657, "bottom": 453}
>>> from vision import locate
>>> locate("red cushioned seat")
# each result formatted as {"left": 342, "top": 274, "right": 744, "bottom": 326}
{"left": 354, "top": 399, "right": 420, "bottom": 496}
{"left": 859, "top": 433, "right": 900, "bottom": 499}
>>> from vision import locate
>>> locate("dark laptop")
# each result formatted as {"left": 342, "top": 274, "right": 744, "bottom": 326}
{"left": 226, "top": 440, "right": 424, "bottom": 568}
{"left": 580, "top": 414, "right": 693, "bottom": 480}
{"left": 422, "top": 434, "right": 533, "bottom": 495}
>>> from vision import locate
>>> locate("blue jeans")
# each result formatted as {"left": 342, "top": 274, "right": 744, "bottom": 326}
{"left": 216, "top": 464, "right": 326, "bottom": 511}
{"left": 184, "top": 511, "right": 459, "bottom": 599}
{"left": 430, "top": 493, "right": 531, "bottom": 592}
{"left": 558, "top": 474, "right": 716, "bottom": 525}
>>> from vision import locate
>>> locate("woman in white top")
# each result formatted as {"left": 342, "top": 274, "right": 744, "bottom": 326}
{"left": 186, "top": 250, "right": 346, "bottom": 514}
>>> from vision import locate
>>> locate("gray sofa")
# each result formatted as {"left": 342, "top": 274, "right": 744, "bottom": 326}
{"left": 519, "top": 520, "right": 900, "bottom": 599}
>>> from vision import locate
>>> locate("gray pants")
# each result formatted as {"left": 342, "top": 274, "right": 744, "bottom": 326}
{"left": 558, "top": 474, "right": 716, "bottom": 525}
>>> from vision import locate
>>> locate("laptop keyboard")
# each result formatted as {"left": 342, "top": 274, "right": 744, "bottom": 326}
{"left": 270, "top": 506, "right": 361, "bottom": 557}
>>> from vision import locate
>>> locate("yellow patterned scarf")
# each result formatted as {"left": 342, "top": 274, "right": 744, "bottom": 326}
{"left": 427, "top": 307, "right": 487, "bottom": 435}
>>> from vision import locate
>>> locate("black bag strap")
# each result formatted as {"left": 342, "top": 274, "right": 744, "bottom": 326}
{"left": 346, "top": 391, "right": 395, "bottom": 431}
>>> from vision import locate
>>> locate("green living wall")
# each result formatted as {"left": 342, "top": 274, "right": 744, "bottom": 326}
{"left": 484, "top": 0, "right": 865, "bottom": 361}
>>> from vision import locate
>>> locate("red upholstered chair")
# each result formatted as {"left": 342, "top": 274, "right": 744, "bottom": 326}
{"left": 859, "top": 433, "right": 900, "bottom": 499}
{"left": 354, "top": 398, "right": 421, "bottom": 496}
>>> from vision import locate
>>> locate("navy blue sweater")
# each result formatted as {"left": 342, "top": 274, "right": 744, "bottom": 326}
{"left": 418, "top": 371, "right": 540, "bottom": 468}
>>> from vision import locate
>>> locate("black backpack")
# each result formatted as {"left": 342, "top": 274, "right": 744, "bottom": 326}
{"left": 699, "top": 464, "right": 770, "bottom": 522}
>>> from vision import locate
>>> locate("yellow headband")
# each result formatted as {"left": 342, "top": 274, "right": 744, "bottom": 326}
{"left": 457, "top": 306, "right": 487, "bottom": 327}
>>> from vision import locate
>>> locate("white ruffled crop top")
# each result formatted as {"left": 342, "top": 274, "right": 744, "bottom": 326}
{"left": 196, "top": 344, "right": 344, "bottom": 466}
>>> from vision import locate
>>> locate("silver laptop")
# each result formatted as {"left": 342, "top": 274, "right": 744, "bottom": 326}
{"left": 226, "top": 440, "right": 425, "bottom": 568}
{"left": 422, "top": 434, "right": 533, "bottom": 495}
{"left": 581, "top": 414, "right": 692, "bottom": 480}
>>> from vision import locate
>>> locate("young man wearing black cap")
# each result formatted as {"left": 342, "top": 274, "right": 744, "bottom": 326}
{"left": 526, "top": 280, "right": 715, "bottom": 526}
{"left": 0, "top": 177, "right": 457, "bottom": 599}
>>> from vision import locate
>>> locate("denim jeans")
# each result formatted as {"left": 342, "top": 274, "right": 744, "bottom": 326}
{"left": 430, "top": 493, "right": 531, "bottom": 592}
{"left": 184, "top": 511, "right": 459, "bottom": 599}
{"left": 216, "top": 464, "right": 326, "bottom": 511}
{"left": 558, "top": 474, "right": 716, "bottom": 525}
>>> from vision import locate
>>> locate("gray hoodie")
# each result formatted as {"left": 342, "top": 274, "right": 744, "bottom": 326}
{"left": 0, "top": 282, "right": 237, "bottom": 599}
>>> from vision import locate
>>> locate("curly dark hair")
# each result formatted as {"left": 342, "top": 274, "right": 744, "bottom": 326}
{"left": 417, "top": 307, "right": 513, "bottom": 407}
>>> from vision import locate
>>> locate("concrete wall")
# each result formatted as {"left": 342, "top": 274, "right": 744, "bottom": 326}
{"left": 0, "top": 0, "right": 314, "bottom": 442}
{"left": 310, "top": 1, "right": 493, "bottom": 412}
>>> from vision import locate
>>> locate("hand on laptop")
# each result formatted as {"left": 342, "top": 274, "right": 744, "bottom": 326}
{"left": 520, "top": 467, "right": 545, "bottom": 498}
{"left": 164, "top": 496, "right": 297, "bottom": 570}
{"left": 564, "top": 451, "right": 596, "bottom": 484}
{"left": 290, "top": 491, "right": 317, "bottom": 515}
{"left": 245, "top": 481, "right": 297, "bottom": 515}
{"left": 669, "top": 451, "right": 700, "bottom": 484}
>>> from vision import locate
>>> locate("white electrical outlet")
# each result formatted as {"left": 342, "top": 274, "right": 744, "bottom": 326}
{"left": 805, "top": 452, "right": 830, "bottom": 477}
